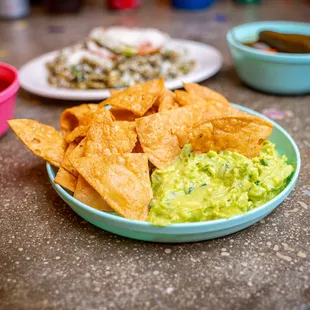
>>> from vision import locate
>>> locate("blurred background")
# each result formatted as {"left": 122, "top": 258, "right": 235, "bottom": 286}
{"left": 1, "top": 0, "right": 307, "bottom": 69}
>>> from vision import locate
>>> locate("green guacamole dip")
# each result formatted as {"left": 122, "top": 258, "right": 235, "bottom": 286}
{"left": 149, "top": 141, "right": 294, "bottom": 226}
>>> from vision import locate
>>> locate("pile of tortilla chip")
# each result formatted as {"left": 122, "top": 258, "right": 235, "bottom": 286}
{"left": 8, "top": 78, "right": 273, "bottom": 221}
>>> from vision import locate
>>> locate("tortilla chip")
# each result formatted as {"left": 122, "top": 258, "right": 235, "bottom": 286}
{"left": 99, "top": 78, "right": 165, "bottom": 116}
{"left": 61, "top": 142, "right": 79, "bottom": 177}
{"left": 144, "top": 106, "right": 158, "bottom": 116}
{"left": 8, "top": 119, "right": 67, "bottom": 168}
{"left": 158, "top": 90, "right": 179, "bottom": 112}
{"left": 136, "top": 100, "right": 240, "bottom": 169}
{"left": 68, "top": 138, "right": 86, "bottom": 172}
{"left": 114, "top": 121, "right": 137, "bottom": 153}
{"left": 136, "top": 113, "right": 181, "bottom": 169}
{"left": 190, "top": 115, "right": 273, "bottom": 158}
{"left": 174, "top": 90, "right": 206, "bottom": 106}
{"left": 65, "top": 125, "right": 90, "bottom": 144}
{"left": 54, "top": 167, "right": 77, "bottom": 192}
{"left": 183, "top": 83, "right": 230, "bottom": 106}
{"left": 109, "top": 105, "right": 156, "bottom": 122}
{"left": 74, "top": 175, "right": 113, "bottom": 211}
{"left": 109, "top": 153, "right": 151, "bottom": 182}
{"left": 85, "top": 108, "right": 116, "bottom": 157}
{"left": 109, "top": 107, "right": 137, "bottom": 122}
{"left": 60, "top": 104, "right": 98, "bottom": 136}
{"left": 76, "top": 153, "right": 152, "bottom": 221}
{"left": 85, "top": 109, "right": 137, "bottom": 157}
{"left": 175, "top": 90, "right": 242, "bottom": 117}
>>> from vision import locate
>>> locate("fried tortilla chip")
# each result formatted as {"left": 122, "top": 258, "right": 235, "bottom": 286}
{"left": 136, "top": 101, "right": 241, "bottom": 169}
{"left": 68, "top": 138, "right": 86, "bottom": 173}
{"left": 109, "top": 105, "right": 156, "bottom": 121}
{"left": 136, "top": 113, "right": 181, "bottom": 169}
{"left": 61, "top": 142, "right": 79, "bottom": 177}
{"left": 76, "top": 153, "right": 152, "bottom": 221}
{"left": 174, "top": 90, "right": 206, "bottom": 106}
{"left": 175, "top": 90, "right": 242, "bottom": 116}
{"left": 114, "top": 121, "right": 137, "bottom": 153}
{"left": 85, "top": 108, "right": 116, "bottom": 157}
{"left": 8, "top": 119, "right": 67, "bottom": 167}
{"left": 190, "top": 115, "right": 273, "bottom": 158}
{"left": 183, "top": 83, "right": 230, "bottom": 106}
{"left": 65, "top": 125, "right": 90, "bottom": 144}
{"left": 144, "top": 106, "right": 158, "bottom": 116}
{"left": 85, "top": 109, "right": 137, "bottom": 157}
{"left": 158, "top": 90, "right": 179, "bottom": 112}
{"left": 99, "top": 78, "right": 165, "bottom": 116}
{"left": 74, "top": 175, "right": 113, "bottom": 211}
{"left": 54, "top": 167, "right": 77, "bottom": 192}
{"left": 60, "top": 104, "right": 98, "bottom": 136}
{"left": 109, "top": 153, "right": 151, "bottom": 183}
{"left": 109, "top": 107, "right": 137, "bottom": 121}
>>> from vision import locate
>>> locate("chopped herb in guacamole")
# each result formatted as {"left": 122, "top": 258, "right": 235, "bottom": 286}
{"left": 148, "top": 141, "right": 294, "bottom": 226}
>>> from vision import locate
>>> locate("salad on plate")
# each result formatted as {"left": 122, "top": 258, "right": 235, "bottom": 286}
{"left": 46, "top": 27, "right": 196, "bottom": 90}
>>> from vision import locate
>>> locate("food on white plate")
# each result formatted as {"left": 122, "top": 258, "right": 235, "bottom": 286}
{"left": 89, "top": 27, "right": 169, "bottom": 56}
{"left": 46, "top": 27, "right": 195, "bottom": 90}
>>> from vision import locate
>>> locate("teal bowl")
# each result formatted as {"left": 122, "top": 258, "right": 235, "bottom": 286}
{"left": 227, "top": 21, "right": 310, "bottom": 95}
{"left": 46, "top": 105, "right": 300, "bottom": 243}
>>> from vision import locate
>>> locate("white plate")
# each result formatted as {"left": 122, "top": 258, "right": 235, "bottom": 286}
{"left": 19, "top": 39, "right": 222, "bottom": 101}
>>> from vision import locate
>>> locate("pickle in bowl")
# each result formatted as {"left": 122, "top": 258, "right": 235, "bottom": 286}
{"left": 227, "top": 21, "right": 310, "bottom": 95}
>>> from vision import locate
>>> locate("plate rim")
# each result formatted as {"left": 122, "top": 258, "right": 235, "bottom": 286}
{"left": 46, "top": 104, "right": 301, "bottom": 229}
{"left": 19, "top": 39, "right": 223, "bottom": 100}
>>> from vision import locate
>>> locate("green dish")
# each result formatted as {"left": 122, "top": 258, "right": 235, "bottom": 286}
{"left": 227, "top": 21, "right": 310, "bottom": 94}
{"left": 46, "top": 104, "right": 300, "bottom": 243}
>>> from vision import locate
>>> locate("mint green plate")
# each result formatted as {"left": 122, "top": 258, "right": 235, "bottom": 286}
{"left": 46, "top": 105, "right": 300, "bottom": 243}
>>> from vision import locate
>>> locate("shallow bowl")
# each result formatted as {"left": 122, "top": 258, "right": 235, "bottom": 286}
{"left": 227, "top": 21, "right": 310, "bottom": 95}
{"left": 47, "top": 105, "right": 300, "bottom": 243}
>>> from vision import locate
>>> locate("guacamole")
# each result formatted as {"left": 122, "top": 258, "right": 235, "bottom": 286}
{"left": 149, "top": 141, "right": 294, "bottom": 226}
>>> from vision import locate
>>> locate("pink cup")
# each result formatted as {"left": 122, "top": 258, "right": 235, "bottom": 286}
{"left": 0, "top": 62, "right": 19, "bottom": 137}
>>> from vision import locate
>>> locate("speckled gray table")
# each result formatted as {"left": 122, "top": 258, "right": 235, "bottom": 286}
{"left": 1, "top": 1, "right": 310, "bottom": 309}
